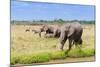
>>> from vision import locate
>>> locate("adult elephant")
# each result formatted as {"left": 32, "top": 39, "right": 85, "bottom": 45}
{"left": 59, "top": 22, "right": 83, "bottom": 51}
{"left": 39, "top": 25, "right": 61, "bottom": 38}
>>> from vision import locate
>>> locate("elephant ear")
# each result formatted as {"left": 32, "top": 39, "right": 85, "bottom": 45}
{"left": 68, "top": 27, "right": 75, "bottom": 37}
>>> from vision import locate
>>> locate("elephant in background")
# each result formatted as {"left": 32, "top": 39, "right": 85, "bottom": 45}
{"left": 39, "top": 25, "right": 61, "bottom": 38}
{"left": 25, "top": 29, "right": 30, "bottom": 32}
{"left": 59, "top": 22, "right": 83, "bottom": 51}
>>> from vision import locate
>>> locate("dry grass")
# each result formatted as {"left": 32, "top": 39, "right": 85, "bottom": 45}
{"left": 11, "top": 24, "right": 95, "bottom": 65}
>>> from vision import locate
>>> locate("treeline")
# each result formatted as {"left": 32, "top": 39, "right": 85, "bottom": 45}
{"left": 11, "top": 19, "right": 95, "bottom": 25}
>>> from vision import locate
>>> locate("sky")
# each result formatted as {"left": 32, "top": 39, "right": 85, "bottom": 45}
{"left": 11, "top": 0, "right": 95, "bottom": 21}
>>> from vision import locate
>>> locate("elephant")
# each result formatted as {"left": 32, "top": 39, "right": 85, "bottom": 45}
{"left": 39, "top": 25, "right": 61, "bottom": 38}
{"left": 59, "top": 22, "right": 83, "bottom": 51}
{"left": 25, "top": 29, "right": 30, "bottom": 32}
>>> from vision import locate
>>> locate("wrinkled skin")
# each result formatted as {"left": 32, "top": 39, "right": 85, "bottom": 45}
{"left": 39, "top": 25, "right": 61, "bottom": 38}
{"left": 59, "top": 22, "right": 83, "bottom": 51}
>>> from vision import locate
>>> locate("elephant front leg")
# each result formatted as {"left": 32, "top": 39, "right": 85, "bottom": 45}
{"left": 52, "top": 30, "right": 57, "bottom": 37}
{"left": 39, "top": 32, "right": 41, "bottom": 37}
{"left": 59, "top": 31, "right": 67, "bottom": 51}
{"left": 44, "top": 32, "right": 48, "bottom": 38}
{"left": 59, "top": 40, "right": 66, "bottom": 51}
{"left": 39, "top": 29, "right": 43, "bottom": 37}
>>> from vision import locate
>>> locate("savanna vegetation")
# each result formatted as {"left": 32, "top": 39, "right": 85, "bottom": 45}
{"left": 11, "top": 19, "right": 95, "bottom": 25}
{"left": 11, "top": 20, "right": 95, "bottom": 65}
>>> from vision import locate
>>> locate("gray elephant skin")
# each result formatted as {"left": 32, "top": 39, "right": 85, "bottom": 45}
{"left": 59, "top": 22, "right": 83, "bottom": 51}
{"left": 39, "top": 25, "right": 61, "bottom": 38}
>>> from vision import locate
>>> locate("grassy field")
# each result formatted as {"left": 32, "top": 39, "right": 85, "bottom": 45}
{"left": 11, "top": 24, "right": 95, "bottom": 65}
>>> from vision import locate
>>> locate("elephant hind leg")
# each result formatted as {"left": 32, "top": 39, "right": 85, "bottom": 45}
{"left": 74, "top": 38, "right": 82, "bottom": 48}
{"left": 79, "top": 38, "right": 83, "bottom": 47}
{"left": 68, "top": 38, "right": 73, "bottom": 50}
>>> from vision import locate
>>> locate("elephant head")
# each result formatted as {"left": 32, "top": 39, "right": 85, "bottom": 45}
{"left": 41, "top": 25, "right": 49, "bottom": 32}
{"left": 38, "top": 25, "right": 49, "bottom": 37}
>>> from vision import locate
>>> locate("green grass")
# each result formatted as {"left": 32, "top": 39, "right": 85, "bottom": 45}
{"left": 67, "top": 48, "right": 95, "bottom": 57}
{"left": 19, "top": 53, "right": 50, "bottom": 64}
{"left": 11, "top": 24, "right": 95, "bottom": 65}
{"left": 50, "top": 51, "right": 66, "bottom": 60}
{"left": 11, "top": 48, "right": 95, "bottom": 65}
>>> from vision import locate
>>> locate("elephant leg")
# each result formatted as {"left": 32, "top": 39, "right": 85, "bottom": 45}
{"left": 48, "top": 32, "right": 56, "bottom": 38}
{"left": 75, "top": 42, "right": 78, "bottom": 48}
{"left": 39, "top": 29, "right": 43, "bottom": 37}
{"left": 59, "top": 31, "right": 67, "bottom": 51}
{"left": 60, "top": 38, "right": 67, "bottom": 51}
{"left": 48, "top": 29, "right": 57, "bottom": 37}
{"left": 79, "top": 38, "right": 82, "bottom": 47}
{"left": 53, "top": 31, "right": 56, "bottom": 37}
{"left": 39, "top": 32, "right": 41, "bottom": 37}
{"left": 74, "top": 38, "right": 82, "bottom": 48}
{"left": 44, "top": 31, "right": 48, "bottom": 38}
